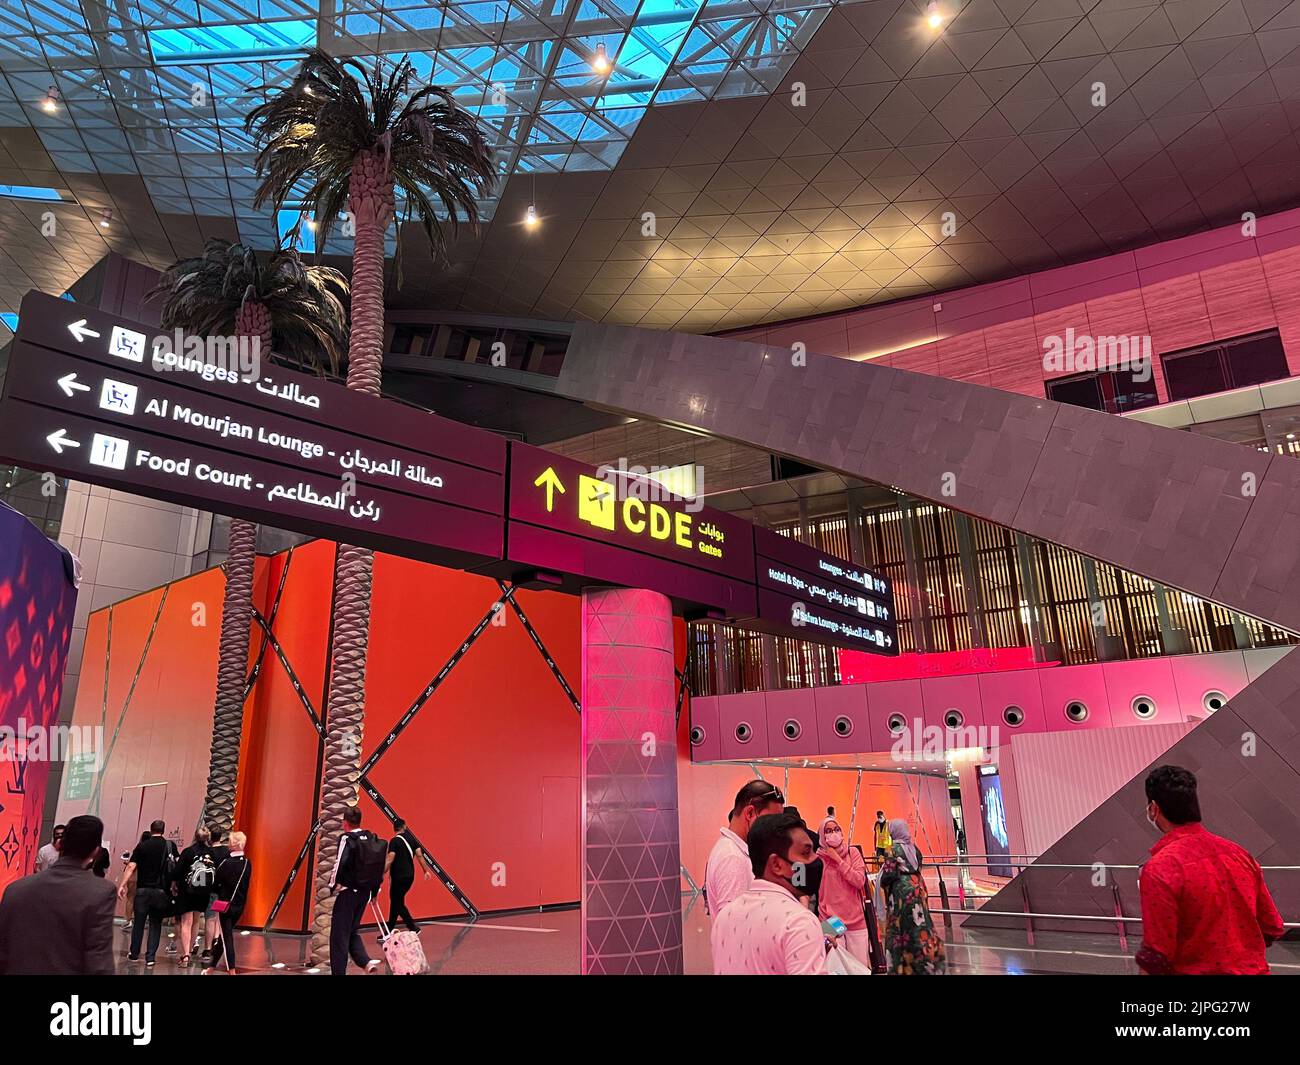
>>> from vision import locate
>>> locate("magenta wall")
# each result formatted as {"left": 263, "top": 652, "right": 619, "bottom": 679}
{"left": 691, "top": 648, "right": 1270, "bottom": 764}
{"left": 720, "top": 207, "right": 1300, "bottom": 401}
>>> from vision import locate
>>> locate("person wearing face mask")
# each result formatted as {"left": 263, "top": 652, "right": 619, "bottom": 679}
{"left": 1136, "top": 765, "right": 1284, "bottom": 975}
{"left": 879, "top": 818, "right": 945, "bottom": 975}
{"left": 710, "top": 811, "right": 829, "bottom": 975}
{"left": 816, "top": 808, "right": 870, "bottom": 965}
{"left": 872, "top": 811, "right": 891, "bottom": 865}
{"left": 704, "top": 779, "right": 785, "bottom": 921}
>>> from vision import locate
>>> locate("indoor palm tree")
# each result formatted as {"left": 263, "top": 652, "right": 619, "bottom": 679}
{"left": 151, "top": 239, "right": 348, "bottom": 837}
{"left": 246, "top": 49, "right": 495, "bottom": 958}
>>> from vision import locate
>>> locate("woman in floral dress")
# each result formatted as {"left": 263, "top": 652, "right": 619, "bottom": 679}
{"left": 879, "top": 819, "right": 946, "bottom": 975}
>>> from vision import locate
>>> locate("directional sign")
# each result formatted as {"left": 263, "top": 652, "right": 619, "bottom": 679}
{"left": 1, "top": 289, "right": 896, "bottom": 649}
{"left": 743, "top": 526, "right": 898, "bottom": 656}
{"left": 0, "top": 291, "right": 507, "bottom": 570}
{"left": 4, "top": 341, "right": 503, "bottom": 514}
{"left": 504, "top": 443, "right": 758, "bottom": 615}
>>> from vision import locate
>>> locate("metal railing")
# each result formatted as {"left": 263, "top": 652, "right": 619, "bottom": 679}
{"left": 922, "top": 856, "right": 1300, "bottom": 951}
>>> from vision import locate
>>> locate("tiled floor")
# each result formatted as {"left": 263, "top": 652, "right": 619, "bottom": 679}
{"left": 117, "top": 903, "right": 1300, "bottom": 976}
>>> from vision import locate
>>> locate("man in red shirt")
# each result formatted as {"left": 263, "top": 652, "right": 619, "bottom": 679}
{"left": 1136, "top": 765, "right": 1285, "bottom": 975}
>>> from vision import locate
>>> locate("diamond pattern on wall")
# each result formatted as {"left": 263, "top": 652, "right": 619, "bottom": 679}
{"left": 580, "top": 585, "right": 682, "bottom": 976}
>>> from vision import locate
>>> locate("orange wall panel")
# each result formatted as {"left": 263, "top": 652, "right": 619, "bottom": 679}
{"left": 58, "top": 571, "right": 225, "bottom": 869}
{"left": 236, "top": 541, "right": 335, "bottom": 930}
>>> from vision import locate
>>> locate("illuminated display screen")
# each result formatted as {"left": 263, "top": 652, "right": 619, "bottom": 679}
{"left": 978, "top": 765, "right": 1013, "bottom": 878}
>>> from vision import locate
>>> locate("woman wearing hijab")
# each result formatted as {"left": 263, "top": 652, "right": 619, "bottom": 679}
{"left": 879, "top": 818, "right": 946, "bottom": 975}
{"left": 815, "top": 808, "right": 870, "bottom": 965}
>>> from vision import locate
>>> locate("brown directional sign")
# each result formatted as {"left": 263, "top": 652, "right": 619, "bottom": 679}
{"left": 0, "top": 291, "right": 508, "bottom": 570}
{"left": 503, "top": 443, "right": 758, "bottom": 615}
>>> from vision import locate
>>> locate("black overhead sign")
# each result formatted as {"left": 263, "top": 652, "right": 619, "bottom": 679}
{"left": 742, "top": 526, "right": 898, "bottom": 655}
{"left": 0, "top": 290, "right": 507, "bottom": 570}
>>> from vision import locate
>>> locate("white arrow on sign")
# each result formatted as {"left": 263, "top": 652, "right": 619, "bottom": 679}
{"left": 57, "top": 372, "right": 91, "bottom": 397}
{"left": 47, "top": 429, "right": 80, "bottom": 454}
{"left": 67, "top": 319, "right": 100, "bottom": 343}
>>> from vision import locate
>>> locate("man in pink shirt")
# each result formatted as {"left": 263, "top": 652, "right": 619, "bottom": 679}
{"left": 711, "top": 812, "right": 829, "bottom": 975}
{"left": 704, "top": 780, "right": 785, "bottom": 920}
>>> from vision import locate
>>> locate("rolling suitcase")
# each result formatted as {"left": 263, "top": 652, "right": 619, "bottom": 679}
{"left": 371, "top": 900, "right": 428, "bottom": 975}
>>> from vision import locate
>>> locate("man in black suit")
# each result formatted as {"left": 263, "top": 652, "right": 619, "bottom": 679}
{"left": 0, "top": 814, "right": 116, "bottom": 975}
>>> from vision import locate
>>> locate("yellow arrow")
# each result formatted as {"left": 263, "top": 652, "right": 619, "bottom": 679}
{"left": 533, "top": 466, "right": 565, "bottom": 512}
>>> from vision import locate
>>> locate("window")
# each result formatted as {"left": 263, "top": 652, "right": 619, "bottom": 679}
{"left": 389, "top": 326, "right": 433, "bottom": 356}
{"left": 1045, "top": 367, "right": 1158, "bottom": 414}
{"left": 1162, "top": 330, "right": 1289, "bottom": 401}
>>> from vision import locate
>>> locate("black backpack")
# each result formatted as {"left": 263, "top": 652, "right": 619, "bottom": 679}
{"left": 348, "top": 832, "right": 388, "bottom": 891}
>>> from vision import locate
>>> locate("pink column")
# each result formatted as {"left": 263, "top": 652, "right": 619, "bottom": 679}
{"left": 580, "top": 586, "right": 682, "bottom": 975}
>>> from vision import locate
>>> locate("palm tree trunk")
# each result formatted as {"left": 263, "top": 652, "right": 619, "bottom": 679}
{"left": 310, "top": 145, "right": 394, "bottom": 961}
{"left": 201, "top": 302, "right": 271, "bottom": 834}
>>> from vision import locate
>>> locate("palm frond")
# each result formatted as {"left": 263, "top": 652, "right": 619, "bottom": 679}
{"left": 149, "top": 238, "right": 350, "bottom": 376}
{"left": 246, "top": 47, "right": 497, "bottom": 275}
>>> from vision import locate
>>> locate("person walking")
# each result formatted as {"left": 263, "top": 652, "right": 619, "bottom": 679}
{"left": 0, "top": 815, "right": 116, "bottom": 975}
{"left": 120, "top": 831, "right": 152, "bottom": 935}
{"left": 816, "top": 808, "right": 870, "bottom": 966}
{"left": 204, "top": 832, "right": 252, "bottom": 975}
{"left": 1136, "top": 765, "right": 1285, "bottom": 975}
{"left": 118, "top": 821, "right": 177, "bottom": 966}
{"left": 880, "top": 819, "right": 945, "bottom": 975}
{"left": 200, "top": 826, "right": 231, "bottom": 967}
{"left": 328, "top": 808, "right": 386, "bottom": 975}
{"left": 174, "top": 827, "right": 215, "bottom": 967}
{"left": 384, "top": 818, "right": 431, "bottom": 935}
{"left": 35, "top": 824, "right": 65, "bottom": 872}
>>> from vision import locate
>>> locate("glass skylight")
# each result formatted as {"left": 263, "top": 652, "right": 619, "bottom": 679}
{"left": 0, "top": 184, "right": 67, "bottom": 202}
{"left": 148, "top": 20, "right": 318, "bottom": 63}
{"left": 2, "top": 0, "right": 840, "bottom": 251}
